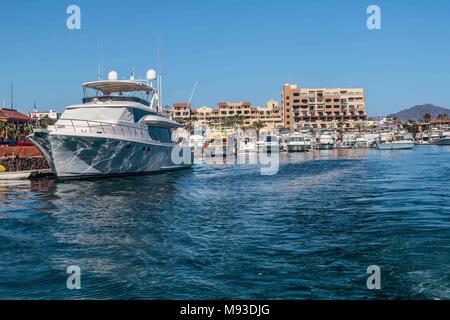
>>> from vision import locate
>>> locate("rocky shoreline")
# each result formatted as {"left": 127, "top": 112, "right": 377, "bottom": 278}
{"left": 0, "top": 156, "right": 49, "bottom": 172}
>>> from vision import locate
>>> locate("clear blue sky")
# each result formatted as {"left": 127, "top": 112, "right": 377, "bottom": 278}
{"left": 1, "top": 0, "right": 450, "bottom": 116}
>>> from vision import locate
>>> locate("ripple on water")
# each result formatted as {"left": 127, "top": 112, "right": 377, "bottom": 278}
{"left": 0, "top": 146, "right": 449, "bottom": 299}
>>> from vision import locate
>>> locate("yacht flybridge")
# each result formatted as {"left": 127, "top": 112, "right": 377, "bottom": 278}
{"left": 28, "top": 70, "right": 193, "bottom": 179}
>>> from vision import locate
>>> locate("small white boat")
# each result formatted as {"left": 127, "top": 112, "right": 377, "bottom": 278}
{"left": 378, "top": 140, "right": 414, "bottom": 150}
{"left": 208, "top": 137, "right": 228, "bottom": 157}
{"left": 287, "top": 133, "right": 309, "bottom": 152}
{"left": 258, "top": 135, "right": 280, "bottom": 153}
{"left": 238, "top": 137, "right": 258, "bottom": 153}
{"left": 355, "top": 137, "right": 368, "bottom": 148}
{"left": 436, "top": 137, "right": 450, "bottom": 146}
{"left": 0, "top": 171, "right": 32, "bottom": 180}
{"left": 318, "top": 130, "right": 336, "bottom": 150}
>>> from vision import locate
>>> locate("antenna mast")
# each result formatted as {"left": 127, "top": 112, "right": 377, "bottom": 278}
{"left": 156, "top": 34, "right": 163, "bottom": 110}
{"left": 10, "top": 81, "right": 14, "bottom": 109}
{"left": 97, "top": 37, "right": 103, "bottom": 80}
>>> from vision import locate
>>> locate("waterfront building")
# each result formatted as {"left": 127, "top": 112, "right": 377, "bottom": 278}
{"left": 29, "top": 109, "right": 60, "bottom": 120}
{"left": 172, "top": 101, "right": 283, "bottom": 131}
{"left": 173, "top": 103, "right": 192, "bottom": 119}
{"left": 281, "top": 84, "right": 367, "bottom": 130}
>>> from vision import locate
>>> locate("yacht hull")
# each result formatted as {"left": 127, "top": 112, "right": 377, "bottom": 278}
{"left": 287, "top": 144, "right": 308, "bottom": 152}
{"left": 378, "top": 142, "right": 414, "bottom": 150}
{"left": 29, "top": 132, "right": 193, "bottom": 180}
{"left": 319, "top": 143, "right": 335, "bottom": 150}
{"left": 436, "top": 138, "right": 450, "bottom": 146}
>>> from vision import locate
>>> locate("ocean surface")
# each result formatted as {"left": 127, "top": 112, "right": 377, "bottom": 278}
{"left": 0, "top": 146, "right": 449, "bottom": 300}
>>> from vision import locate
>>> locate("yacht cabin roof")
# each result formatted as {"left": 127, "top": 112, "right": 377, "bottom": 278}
{"left": 82, "top": 80, "right": 155, "bottom": 95}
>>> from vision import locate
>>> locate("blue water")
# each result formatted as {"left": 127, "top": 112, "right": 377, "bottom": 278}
{"left": 0, "top": 146, "right": 449, "bottom": 300}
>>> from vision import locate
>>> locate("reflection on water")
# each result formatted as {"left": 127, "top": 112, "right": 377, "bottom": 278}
{"left": 0, "top": 146, "right": 449, "bottom": 299}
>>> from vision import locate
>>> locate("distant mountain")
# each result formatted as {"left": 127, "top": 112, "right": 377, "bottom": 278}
{"left": 390, "top": 104, "right": 450, "bottom": 121}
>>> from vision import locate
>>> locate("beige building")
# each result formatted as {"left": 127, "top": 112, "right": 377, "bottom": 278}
{"left": 172, "top": 101, "right": 283, "bottom": 131}
{"left": 282, "top": 84, "right": 367, "bottom": 129}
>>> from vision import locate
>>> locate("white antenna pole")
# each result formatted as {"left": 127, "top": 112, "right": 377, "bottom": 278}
{"left": 160, "top": 74, "right": 163, "bottom": 109}
{"left": 156, "top": 33, "right": 163, "bottom": 110}
{"left": 97, "top": 38, "right": 100, "bottom": 80}
{"left": 97, "top": 37, "right": 104, "bottom": 80}
{"left": 100, "top": 38, "right": 103, "bottom": 80}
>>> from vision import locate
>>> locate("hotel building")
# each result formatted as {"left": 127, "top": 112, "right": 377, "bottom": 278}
{"left": 281, "top": 84, "right": 367, "bottom": 130}
{"left": 172, "top": 101, "right": 283, "bottom": 131}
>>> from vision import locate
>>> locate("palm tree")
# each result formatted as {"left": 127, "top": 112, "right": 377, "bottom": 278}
{"left": 2, "top": 122, "right": 17, "bottom": 141}
{"left": 232, "top": 115, "right": 245, "bottom": 128}
{"left": 336, "top": 120, "right": 346, "bottom": 142}
{"left": 437, "top": 114, "right": 449, "bottom": 121}
{"left": 423, "top": 112, "right": 432, "bottom": 123}
{"left": 406, "top": 121, "right": 419, "bottom": 140}
{"left": 223, "top": 116, "right": 234, "bottom": 128}
{"left": 252, "top": 121, "right": 265, "bottom": 139}
{"left": 0, "top": 120, "right": 6, "bottom": 141}
{"left": 356, "top": 123, "right": 363, "bottom": 135}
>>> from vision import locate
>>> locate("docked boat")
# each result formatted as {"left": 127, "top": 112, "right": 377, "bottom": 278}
{"left": 28, "top": 70, "right": 193, "bottom": 180}
{"left": 355, "top": 136, "right": 368, "bottom": 148}
{"left": 287, "top": 133, "right": 309, "bottom": 152}
{"left": 378, "top": 140, "right": 414, "bottom": 150}
{"left": 436, "top": 137, "right": 450, "bottom": 146}
{"left": 436, "top": 131, "right": 450, "bottom": 146}
{"left": 318, "top": 130, "right": 336, "bottom": 150}
{"left": 208, "top": 137, "right": 228, "bottom": 157}
{"left": 258, "top": 135, "right": 280, "bottom": 153}
{"left": 0, "top": 170, "right": 32, "bottom": 180}
{"left": 238, "top": 136, "right": 258, "bottom": 153}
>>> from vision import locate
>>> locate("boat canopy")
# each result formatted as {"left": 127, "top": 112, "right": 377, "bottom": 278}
{"left": 82, "top": 80, "right": 155, "bottom": 95}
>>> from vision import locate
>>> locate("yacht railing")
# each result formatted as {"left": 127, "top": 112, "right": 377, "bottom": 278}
{"left": 52, "top": 119, "right": 150, "bottom": 140}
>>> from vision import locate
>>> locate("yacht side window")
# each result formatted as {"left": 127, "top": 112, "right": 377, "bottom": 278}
{"left": 148, "top": 127, "right": 172, "bottom": 143}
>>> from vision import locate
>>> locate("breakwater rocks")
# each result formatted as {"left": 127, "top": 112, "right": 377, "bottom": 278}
{"left": 0, "top": 156, "right": 49, "bottom": 172}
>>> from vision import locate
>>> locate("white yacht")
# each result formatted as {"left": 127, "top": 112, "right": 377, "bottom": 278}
{"left": 258, "top": 135, "right": 280, "bottom": 153}
{"left": 378, "top": 137, "right": 414, "bottom": 150}
{"left": 378, "top": 140, "right": 414, "bottom": 150}
{"left": 238, "top": 136, "right": 258, "bottom": 153}
{"left": 436, "top": 131, "right": 450, "bottom": 146}
{"left": 29, "top": 70, "right": 193, "bottom": 179}
{"left": 318, "top": 130, "right": 336, "bottom": 150}
{"left": 287, "top": 133, "right": 309, "bottom": 152}
{"left": 355, "top": 136, "right": 368, "bottom": 148}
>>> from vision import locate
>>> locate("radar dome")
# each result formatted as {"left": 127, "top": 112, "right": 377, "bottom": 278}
{"left": 108, "top": 71, "right": 118, "bottom": 80}
{"left": 146, "top": 69, "right": 157, "bottom": 81}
